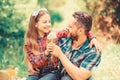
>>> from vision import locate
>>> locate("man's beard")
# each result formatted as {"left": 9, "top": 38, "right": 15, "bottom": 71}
{"left": 70, "top": 33, "right": 78, "bottom": 41}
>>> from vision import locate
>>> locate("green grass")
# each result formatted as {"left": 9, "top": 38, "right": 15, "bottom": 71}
{"left": 92, "top": 44, "right": 120, "bottom": 80}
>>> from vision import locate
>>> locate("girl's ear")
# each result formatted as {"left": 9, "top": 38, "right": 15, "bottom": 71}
{"left": 35, "top": 23, "right": 38, "bottom": 28}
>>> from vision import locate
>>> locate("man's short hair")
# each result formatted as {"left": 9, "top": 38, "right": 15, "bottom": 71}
{"left": 73, "top": 11, "right": 92, "bottom": 34}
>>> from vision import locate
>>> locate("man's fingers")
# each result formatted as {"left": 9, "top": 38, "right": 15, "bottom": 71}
{"left": 47, "top": 44, "right": 55, "bottom": 52}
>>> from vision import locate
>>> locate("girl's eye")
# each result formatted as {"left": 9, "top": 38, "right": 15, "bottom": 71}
{"left": 43, "top": 21, "right": 46, "bottom": 23}
{"left": 41, "top": 21, "right": 47, "bottom": 23}
{"left": 39, "top": 20, "right": 51, "bottom": 24}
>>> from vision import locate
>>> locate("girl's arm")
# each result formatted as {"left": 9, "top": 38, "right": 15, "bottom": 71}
{"left": 87, "top": 31, "right": 102, "bottom": 51}
{"left": 25, "top": 45, "right": 51, "bottom": 68}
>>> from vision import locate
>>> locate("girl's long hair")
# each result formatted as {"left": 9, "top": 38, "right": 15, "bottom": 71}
{"left": 23, "top": 9, "right": 49, "bottom": 65}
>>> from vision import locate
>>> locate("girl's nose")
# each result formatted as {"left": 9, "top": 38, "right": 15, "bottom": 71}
{"left": 47, "top": 22, "right": 51, "bottom": 27}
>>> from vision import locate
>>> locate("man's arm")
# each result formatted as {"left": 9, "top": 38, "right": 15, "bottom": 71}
{"left": 47, "top": 43, "right": 101, "bottom": 80}
{"left": 59, "top": 53, "right": 91, "bottom": 80}
{"left": 47, "top": 44, "right": 91, "bottom": 80}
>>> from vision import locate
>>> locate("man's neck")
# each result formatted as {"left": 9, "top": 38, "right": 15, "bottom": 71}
{"left": 72, "top": 35, "right": 87, "bottom": 49}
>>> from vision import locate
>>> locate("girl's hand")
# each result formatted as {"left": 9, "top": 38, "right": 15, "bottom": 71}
{"left": 90, "top": 38, "right": 102, "bottom": 52}
{"left": 27, "top": 61, "right": 40, "bottom": 75}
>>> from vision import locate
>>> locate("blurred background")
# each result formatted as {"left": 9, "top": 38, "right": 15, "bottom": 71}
{"left": 0, "top": 0, "right": 120, "bottom": 80}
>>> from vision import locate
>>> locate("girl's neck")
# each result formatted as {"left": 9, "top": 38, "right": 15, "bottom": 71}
{"left": 38, "top": 31, "right": 45, "bottom": 38}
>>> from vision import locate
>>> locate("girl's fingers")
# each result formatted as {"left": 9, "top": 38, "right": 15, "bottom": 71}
{"left": 89, "top": 42, "right": 92, "bottom": 48}
{"left": 34, "top": 68, "right": 40, "bottom": 72}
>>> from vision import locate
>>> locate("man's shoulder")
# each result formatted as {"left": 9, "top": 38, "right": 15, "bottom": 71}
{"left": 86, "top": 46, "right": 101, "bottom": 62}
{"left": 89, "top": 46, "right": 97, "bottom": 52}
{"left": 58, "top": 37, "right": 71, "bottom": 49}
{"left": 80, "top": 46, "right": 101, "bottom": 70}
{"left": 82, "top": 44, "right": 101, "bottom": 56}
{"left": 59, "top": 36, "right": 70, "bottom": 40}
{"left": 58, "top": 37, "right": 71, "bottom": 44}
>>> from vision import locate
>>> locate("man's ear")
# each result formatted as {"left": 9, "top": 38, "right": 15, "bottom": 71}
{"left": 78, "top": 28, "right": 82, "bottom": 34}
{"left": 78, "top": 27, "right": 85, "bottom": 35}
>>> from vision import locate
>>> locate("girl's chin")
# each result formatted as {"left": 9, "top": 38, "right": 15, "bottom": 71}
{"left": 45, "top": 30, "right": 50, "bottom": 34}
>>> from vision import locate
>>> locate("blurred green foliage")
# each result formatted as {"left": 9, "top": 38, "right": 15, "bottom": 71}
{"left": 37, "top": 0, "right": 63, "bottom": 25}
{"left": 85, "top": 0, "right": 120, "bottom": 26}
{"left": 84, "top": 0, "right": 120, "bottom": 43}
{"left": 0, "top": 0, "right": 25, "bottom": 69}
{"left": 49, "top": 10, "right": 63, "bottom": 25}
{"left": 103, "top": 0, "right": 120, "bottom": 26}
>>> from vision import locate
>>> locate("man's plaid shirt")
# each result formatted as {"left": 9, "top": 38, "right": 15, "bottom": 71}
{"left": 58, "top": 37, "right": 101, "bottom": 71}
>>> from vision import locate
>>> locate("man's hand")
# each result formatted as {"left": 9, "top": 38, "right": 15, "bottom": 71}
{"left": 47, "top": 43, "right": 63, "bottom": 58}
{"left": 90, "top": 38, "right": 102, "bottom": 52}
